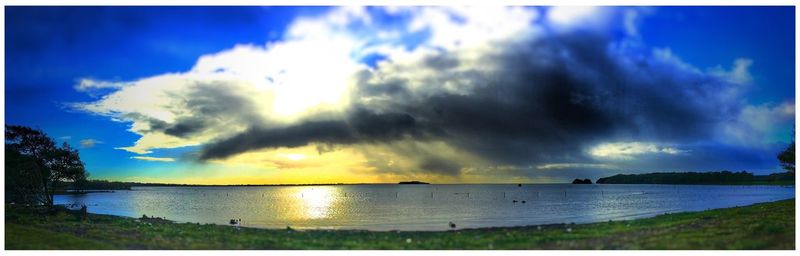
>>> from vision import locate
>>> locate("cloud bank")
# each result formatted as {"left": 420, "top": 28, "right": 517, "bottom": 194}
{"left": 72, "top": 7, "right": 794, "bottom": 180}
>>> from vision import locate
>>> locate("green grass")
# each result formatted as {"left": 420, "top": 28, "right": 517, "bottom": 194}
{"left": 5, "top": 199, "right": 795, "bottom": 250}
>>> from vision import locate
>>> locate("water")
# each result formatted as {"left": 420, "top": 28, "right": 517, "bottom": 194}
{"left": 55, "top": 184, "right": 794, "bottom": 231}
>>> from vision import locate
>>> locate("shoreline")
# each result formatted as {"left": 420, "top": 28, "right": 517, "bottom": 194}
{"left": 66, "top": 183, "right": 796, "bottom": 190}
{"left": 54, "top": 190, "right": 119, "bottom": 195}
{"left": 6, "top": 198, "right": 795, "bottom": 249}
{"left": 57, "top": 201, "right": 787, "bottom": 233}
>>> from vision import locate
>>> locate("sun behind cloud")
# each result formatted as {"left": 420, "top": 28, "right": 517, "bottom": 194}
{"left": 65, "top": 6, "right": 795, "bottom": 184}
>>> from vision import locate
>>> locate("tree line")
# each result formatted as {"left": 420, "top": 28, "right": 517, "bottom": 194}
{"left": 596, "top": 171, "right": 794, "bottom": 185}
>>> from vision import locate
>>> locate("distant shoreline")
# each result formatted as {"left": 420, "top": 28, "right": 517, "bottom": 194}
{"left": 596, "top": 171, "right": 794, "bottom": 185}
{"left": 54, "top": 190, "right": 117, "bottom": 195}
{"left": 61, "top": 182, "right": 798, "bottom": 189}
{"left": 62, "top": 171, "right": 794, "bottom": 189}
{"left": 95, "top": 182, "right": 795, "bottom": 187}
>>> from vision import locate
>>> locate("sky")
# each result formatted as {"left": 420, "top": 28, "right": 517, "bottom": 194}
{"left": 5, "top": 6, "right": 796, "bottom": 184}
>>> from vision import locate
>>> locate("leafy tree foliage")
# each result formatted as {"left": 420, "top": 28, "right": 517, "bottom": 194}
{"left": 5, "top": 125, "right": 87, "bottom": 206}
{"left": 777, "top": 141, "right": 794, "bottom": 173}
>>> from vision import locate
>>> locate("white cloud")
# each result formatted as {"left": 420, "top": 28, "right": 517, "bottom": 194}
{"left": 546, "top": 6, "right": 608, "bottom": 32}
{"left": 75, "top": 78, "right": 134, "bottom": 98}
{"left": 623, "top": 9, "right": 639, "bottom": 37}
{"left": 71, "top": 6, "right": 783, "bottom": 172}
{"left": 72, "top": 9, "right": 370, "bottom": 154}
{"left": 652, "top": 49, "right": 754, "bottom": 89}
{"left": 74, "top": 78, "right": 129, "bottom": 92}
{"left": 710, "top": 58, "right": 754, "bottom": 85}
{"left": 408, "top": 6, "right": 539, "bottom": 50}
{"left": 589, "top": 142, "right": 688, "bottom": 160}
{"left": 720, "top": 101, "right": 795, "bottom": 146}
{"left": 72, "top": 7, "right": 544, "bottom": 156}
{"left": 131, "top": 156, "right": 176, "bottom": 162}
{"left": 650, "top": 49, "right": 756, "bottom": 116}
{"left": 73, "top": 73, "right": 261, "bottom": 154}
{"left": 651, "top": 48, "right": 703, "bottom": 74}
{"left": 79, "top": 139, "right": 103, "bottom": 149}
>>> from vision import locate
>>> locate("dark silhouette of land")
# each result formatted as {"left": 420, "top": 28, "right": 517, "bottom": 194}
{"left": 571, "top": 179, "right": 592, "bottom": 184}
{"left": 398, "top": 181, "right": 430, "bottom": 184}
{"left": 596, "top": 171, "right": 794, "bottom": 185}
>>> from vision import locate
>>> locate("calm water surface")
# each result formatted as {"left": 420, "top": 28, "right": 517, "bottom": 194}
{"left": 55, "top": 184, "right": 794, "bottom": 231}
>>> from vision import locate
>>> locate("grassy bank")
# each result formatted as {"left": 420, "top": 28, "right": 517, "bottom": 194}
{"left": 5, "top": 199, "right": 795, "bottom": 249}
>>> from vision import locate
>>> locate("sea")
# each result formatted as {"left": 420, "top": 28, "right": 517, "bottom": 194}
{"left": 54, "top": 184, "right": 795, "bottom": 231}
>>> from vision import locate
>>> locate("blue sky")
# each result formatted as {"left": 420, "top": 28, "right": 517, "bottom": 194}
{"left": 7, "top": 7, "right": 309, "bottom": 180}
{"left": 5, "top": 6, "right": 795, "bottom": 184}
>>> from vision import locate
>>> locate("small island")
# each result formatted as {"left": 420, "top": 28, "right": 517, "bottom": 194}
{"left": 571, "top": 178, "right": 593, "bottom": 184}
{"left": 398, "top": 181, "right": 430, "bottom": 184}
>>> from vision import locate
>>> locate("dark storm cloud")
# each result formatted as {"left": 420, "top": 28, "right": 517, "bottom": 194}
{"left": 129, "top": 82, "right": 266, "bottom": 138}
{"left": 199, "top": 106, "right": 445, "bottom": 160}
{"left": 123, "top": 112, "right": 170, "bottom": 133}
{"left": 418, "top": 157, "right": 462, "bottom": 176}
{"left": 422, "top": 53, "right": 460, "bottom": 70}
{"left": 163, "top": 117, "right": 208, "bottom": 138}
{"left": 199, "top": 31, "right": 739, "bottom": 169}
{"left": 200, "top": 120, "right": 354, "bottom": 159}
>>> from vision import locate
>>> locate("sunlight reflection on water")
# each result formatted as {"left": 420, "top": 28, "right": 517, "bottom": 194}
{"left": 296, "top": 186, "right": 337, "bottom": 219}
{"left": 55, "top": 184, "right": 794, "bottom": 231}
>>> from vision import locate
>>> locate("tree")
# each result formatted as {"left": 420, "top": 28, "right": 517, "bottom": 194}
{"left": 778, "top": 141, "right": 795, "bottom": 173}
{"left": 73, "top": 172, "right": 90, "bottom": 193}
{"left": 5, "top": 125, "right": 87, "bottom": 206}
{"left": 5, "top": 149, "right": 45, "bottom": 204}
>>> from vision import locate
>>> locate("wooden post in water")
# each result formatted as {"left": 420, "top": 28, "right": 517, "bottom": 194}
{"left": 503, "top": 192, "right": 506, "bottom": 198}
